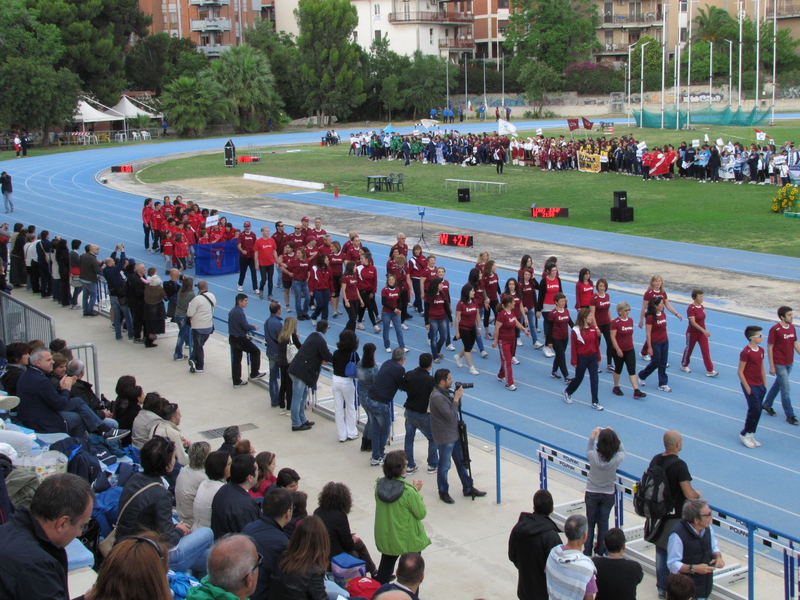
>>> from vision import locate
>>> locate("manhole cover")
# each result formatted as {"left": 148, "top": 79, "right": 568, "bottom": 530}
{"left": 198, "top": 423, "right": 258, "bottom": 440}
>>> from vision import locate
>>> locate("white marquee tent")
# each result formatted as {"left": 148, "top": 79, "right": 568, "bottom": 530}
{"left": 74, "top": 100, "right": 125, "bottom": 126}
{"left": 105, "top": 95, "right": 160, "bottom": 120}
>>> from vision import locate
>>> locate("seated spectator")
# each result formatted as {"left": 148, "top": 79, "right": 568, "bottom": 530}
{"left": 592, "top": 528, "right": 643, "bottom": 600}
{"left": 0, "top": 342, "right": 29, "bottom": 396}
{"left": 152, "top": 400, "right": 190, "bottom": 466}
{"left": 16, "top": 347, "right": 126, "bottom": 441}
{"left": 276, "top": 467, "right": 301, "bottom": 492}
{"left": 116, "top": 436, "right": 213, "bottom": 577}
{"left": 132, "top": 392, "right": 164, "bottom": 449}
{"left": 176, "top": 441, "right": 211, "bottom": 527}
{"left": 284, "top": 490, "right": 308, "bottom": 538}
{"left": 242, "top": 487, "right": 293, "bottom": 600}
{"left": 46, "top": 353, "right": 69, "bottom": 389}
{"left": 186, "top": 535, "right": 260, "bottom": 600}
{"left": 113, "top": 380, "right": 143, "bottom": 447}
{"left": 234, "top": 439, "right": 255, "bottom": 456}
{"left": 0, "top": 473, "right": 94, "bottom": 600}
{"left": 194, "top": 451, "right": 232, "bottom": 530}
{"left": 249, "top": 451, "right": 277, "bottom": 499}
{"left": 545, "top": 514, "right": 597, "bottom": 600}
{"left": 666, "top": 573, "right": 696, "bottom": 600}
{"left": 269, "top": 515, "right": 349, "bottom": 600}
{"left": 210, "top": 453, "right": 260, "bottom": 539}
{"left": 66, "top": 359, "right": 116, "bottom": 428}
{"left": 219, "top": 425, "right": 240, "bottom": 457}
{"left": 314, "top": 481, "right": 377, "bottom": 576}
{"left": 373, "top": 552, "right": 425, "bottom": 600}
{"left": 83, "top": 533, "right": 171, "bottom": 600}
{"left": 48, "top": 339, "right": 73, "bottom": 361}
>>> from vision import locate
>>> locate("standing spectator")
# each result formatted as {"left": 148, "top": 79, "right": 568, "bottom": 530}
{"left": 287, "top": 320, "right": 331, "bottom": 431}
{"left": 277, "top": 317, "right": 302, "bottom": 417}
{"left": 1, "top": 171, "right": 12, "bottom": 213}
{"left": 35, "top": 231, "right": 52, "bottom": 298}
{"left": 242, "top": 487, "right": 294, "bottom": 600}
{"left": 103, "top": 246, "right": 133, "bottom": 341}
{"left": 331, "top": 330, "right": 360, "bottom": 443}
{"left": 78, "top": 243, "right": 101, "bottom": 316}
{"left": 508, "top": 489, "right": 563, "bottom": 600}
{"left": 175, "top": 441, "right": 211, "bottom": 527}
{"left": 429, "top": 369, "right": 486, "bottom": 504}
{"left": 210, "top": 454, "right": 261, "bottom": 539}
{"left": 228, "top": 293, "right": 266, "bottom": 388}
{"left": 680, "top": 290, "right": 717, "bottom": 377}
{"left": 9, "top": 224, "right": 27, "bottom": 288}
{"left": 143, "top": 271, "right": 167, "bottom": 349}
{"left": 264, "top": 302, "right": 284, "bottom": 407}
{"left": 127, "top": 262, "right": 146, "bottom": 343}
{"left": 174, "top": 276, "right": 194, "bottom": 360}
{"left": 0, "top": 474, "right": 94, "bottom": 600}
{"left": 592, "top": 528, "right": 643, "bottom": 600}
{"left": 402, "top": 353, "right": 437, "bottom": 475}
{"left": 584, "top": 427, "right": 625, "bottom": 556}
{"left": 373, "top": 451, "right": 430, "bottom": 584}
{"left": 255, "top": 225, "right": 278, "bottom": 300}
{"left": 367, "top": 348, "right": 407, "bottom": 466}
{"left": 761, "top": 305, "right": 800, "bottom": 425}
{"left": 314, "top": 482, "right": 376, "bottom": 576}
{"left": 237, "top": 221, "right": 258, "bottom": 293}
{"left": 357, "top": 343, "right": 380, "bottom": 452}
{"left": 187, "top": 280, "right": 216, "bottom": 374}
{"left": 545, "top": 514, "right": 598, "bottom": 600}
{"left": 738, "top": 326, "right": 767, "bottom": 448}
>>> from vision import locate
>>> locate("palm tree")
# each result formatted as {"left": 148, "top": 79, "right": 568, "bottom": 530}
{"left": 160, "top": 76, "right": 234, "bottom": 137}
{"left": 693, "top": 5, "right": 735, "bottom": 45}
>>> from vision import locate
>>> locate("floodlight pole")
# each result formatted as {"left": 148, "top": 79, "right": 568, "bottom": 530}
{"left": 708, "top": 41, "right": 713, "bottom": 108}
{"left": 738, "top": 0, "right": 743, "bottom": 108}
{"left": 771, "top": 0, "right": 777, "bottom": 124}
{"left": 724, "top": 39, "right": 733, "bottom": 108}
{"left": 686, "top": 0, "right": 694, "bottom": 127}
{"left": 661, "top": 40, "right": 667, "bottom": 128}
{"left": 640, "top": 41, "right": 650, "bottom": 128}
{"left": 755, "top": 0, "right": 761, "bottom": 110}
{"left": 627, "top": 44, "right": 636, "bottom": 126}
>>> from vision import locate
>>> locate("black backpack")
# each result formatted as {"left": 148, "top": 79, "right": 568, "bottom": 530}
{"left": 51, "top": 437, "right": 103, "bottom": 485}
{"left": 633, "top": 455, "right": 680, "bottom": 519}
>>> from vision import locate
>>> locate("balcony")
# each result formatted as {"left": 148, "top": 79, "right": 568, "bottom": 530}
{"left": 766, "top": 3, "right": 800, "bottom": 17}
{"left": 189, "top": 0, "right": 230, "bottom": 5}
{"left": 197, "top": 43, "right": 231, "bottom": 57}
{"left": 388, "top": 11, "right": 474, "bottom": 24}
{"left": 190, "top": 17, "right": 232, "bottom": 32}
{"left": 439, "top": 36, "right": 475, "bottom": 49}
{"left": 595, "top": 44, "right": 628, "bottom": 56}
{"left": 598, "top": 13, "right": 663, "bottom": 26}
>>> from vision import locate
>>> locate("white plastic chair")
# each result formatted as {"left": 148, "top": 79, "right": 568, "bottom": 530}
{"left": 131, "top": 131, "right": 140, "bottom": 141}
{"left": 141, "top": 131, "right": 151, "bottom": 140}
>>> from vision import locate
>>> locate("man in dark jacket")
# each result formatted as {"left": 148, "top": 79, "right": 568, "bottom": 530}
{"left": 78, "top": 243, "right": 101, "bottom": 316}
{"left": 0, "top": 473, "right": 94, "bottom": 600}
{"left": 127, "top": 262, "right": 147, "bottom": 343}
{"left": 288, "top": 320, "right": 331, "bottom": 431}
{"left": 228, "top": 294, "right": 265, "bottom": 388}
{"left": 264, "top": 302, "right": 284, "bottom": 407}
{"left": 402, "top": 353, "right": 437, "bottom": 474}
{"left": 508, "top": 489, "right": 562, "bottom": 600}
{"left": 367, "top": 348, "right": 407, "bottom": 465}
{"left": 242, "top": 487, "right": 293, "bottom": 600}
{"left": 211, "top": 454, "right": 260, "bottom": 539}
{"left": 102, "top": 246, "right": 133, "bottom": 340}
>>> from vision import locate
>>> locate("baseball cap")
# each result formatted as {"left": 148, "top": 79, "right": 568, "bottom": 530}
{"left": 244, "top": 221, "right": 251, "bottom": 227}
{"left": 301, "top": 216, "right": 309, "bottom": 222}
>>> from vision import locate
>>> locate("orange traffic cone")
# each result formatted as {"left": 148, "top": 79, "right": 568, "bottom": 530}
{"left": 334, "top": 186, "right": 339, "bottom": 198}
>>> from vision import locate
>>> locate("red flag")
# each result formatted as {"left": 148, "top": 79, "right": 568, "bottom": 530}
{"left": 567, "top": 119, "right": 579, "bottom": 131}
{"left": 582, "top": 117, "right": 594, "bottom": 130}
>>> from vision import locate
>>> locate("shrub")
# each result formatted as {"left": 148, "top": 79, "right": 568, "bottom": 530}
{"left": 564, "top": 62, "right": 625, "bottom": 95}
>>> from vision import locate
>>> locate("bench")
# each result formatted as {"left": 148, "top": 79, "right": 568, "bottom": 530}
{"left": 445, "top": 179, "right": 507, "bottom": 193}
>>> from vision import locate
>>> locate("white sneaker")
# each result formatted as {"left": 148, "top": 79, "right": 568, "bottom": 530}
{"left": 446, "top": 344, "right": 456, "bottom": 351}
{"left": 750, "top": 434, "right": 762, "bottom": 447}
{"left": 469, "top": 366, "right": 480, "bottom": 375}
{"left": 592, "top": 403, "right": 604, "bottom": 411}
{"left": 706, "top": 370, "right": 718, "bottom": 377}
{"left": 563, "top": 389, "right": 573, "bottom": 404}
{"left": 516, "top": 339, "right": 523, "bottom": 347}
{"left": 455, "top": 354, "right": 463, "bottom": 368}
{"left": 389, "top": 323, "right": 393, "bottom": 328}
{"left": 534, "top": 341, "right": 545, "bottom": 349}
{"left": 512, "top": 357, "right": 520, "bottom": 365}
{"left": 356, "top": 323, "right": 366, "bottom": 330}
{"left": 311, "top": 319, "right": 317, "bottom": 326}
{"left": 385, "top": 347, "right": 392, "bottom": 353}
{"left": 536, "top": 328, "right": 541, "bottom": 333}
{"left": 680, "top": 365, "right": 691, "bottom": 373}
{"left": 480, "top": 350, "right": 489, "bottom": 358}
{"left": 643, "top": 355, "right": 651, "bottom": 362}
{"left": 404, "top": 348, "right": 411, "bottom": 353}
{"left": 637, "top": 376, "right": 646, "bottom": 387}
{"left": 374, "top": 325, "right": 381, "bottom": 333}
{"left": 401, "top": 324, "right": 409, "bottom": 330}
{"left": 658, "top": 384, "right": 672, "bottom": 392}
{"left": 740, "top": 434, "right": 756, "bottom": 449}
{"left": 506, "top": 384, "right": 517, "bottom": 391}
{"left": 544, "top": 347, "right": 555, "bottom": 358}
{"left": 286, "top": 305, "right": 291, "bottom": 312}
{"left": 237, "top": 285, "right": 243, "bottom": 292}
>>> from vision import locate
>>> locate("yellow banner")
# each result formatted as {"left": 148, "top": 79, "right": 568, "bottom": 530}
{"left": 577, "top": 151, "right": 601, "bottom": 173}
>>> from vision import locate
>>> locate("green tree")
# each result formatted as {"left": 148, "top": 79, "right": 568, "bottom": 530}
{"left": 518, "top": 60, "right": 561, "bottom": 117}
{"left": 27, "top": 0, "right": 151, "bottom": 104}
{"left": 692, "top": 5, "right": 735, "bottom": 44}
{"left": 380, "top": 74, "right": 402, "bottom": 121}
{"left": 125, "top": 34, "right": 210, "bottom": 95}
{"left": 505, "top": 0, "right": 600, "bottom": 74}
{"left": 399, "top": 51, "right": 453, "bottom": 120}
{"left": 207, "top": 45, "right": 283, "bottom": 132}
{"left": 160, "top": 75, "right": 235, "bottom": 137}
{"left": 630, "top": 36, "right": 663, "bottom": 76}
{"left": 0, "top": 0, "right": 63, "bottom": 65}
{"left": 244, "top": 19, "right": 303, "bottom": 117}
{"left": 0, "top": 57, "right": 80, "bottom": 146}
{"left": 357, "top": 36, "right": 411, "bottom": 120}
{"left": 294, "top": 0, "right": 365, "bottom": 124}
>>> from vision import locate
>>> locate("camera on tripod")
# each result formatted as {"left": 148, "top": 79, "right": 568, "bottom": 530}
{"left": 455, "top": 382, "right": 474, "bottom": 390}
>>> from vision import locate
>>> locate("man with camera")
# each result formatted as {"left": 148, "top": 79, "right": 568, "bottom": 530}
{"left": 429, "top": 369, "right": 486, "bottom": 504}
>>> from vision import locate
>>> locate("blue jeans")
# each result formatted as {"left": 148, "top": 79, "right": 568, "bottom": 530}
{"left": 741, "top": 384, "right": 766, "bottom": 435}
{"left": 173, "top": 315, "right": 191, "bottom": 359}
{"left": 639, "top": 339, "right": 669, "bottom": 386}
{"left": 63, "top": 397, "right": 106, "bottom": 437}
{"left": 80, "top": 280, "right": 98, "bottom": 315}
{"left": 429, "top": 318, "right": 448, "bottom": 357}
{"left": 169, "top": 526, "right": 213, "bottom": 578}
{"left": 289, "top": 374, "right": 310, "bottom": 427}
{"left": 311, "top": 289, "right": 330, "bottom": 320}
{"left": 656, "top": 545, "right": 669, "bottom": 595}
{"left": 566, "top": 354, "right": 599, "bottom": 403}
{"left": 71, "top": 283, "right": 81, "bottom": 307}
{"left": 382, "top": 312, "right": 404, "bottom": 350}
{"left": 110, "top": 296, "right": 134, "bottom": 340}
{"left": 191, "top": 330, "right": 211, "bottom": 371}
{"left": 525, "top": 309, "right": 539, "bottom": 344}
{"left": 2, "top": 191, "right": 12, "bottom": 212}
{"left": 584, "top": 491, "right": 615, "bottom": 555}
{"left": 365, "top": 399, "right": 391, "bottom": 461}
{"left": 437, "top": 440, "right": 473, "bottom": 495}
{"left": 292, "top": 280, "right": 310, "bottom": 317}
{"left": 763, "top": 363, "right": 795, "bottom": 418}
{"left": 268, "top": 356, "right": 280, "bottom": 406}
{"left": 404, "top": 409, "right": 438, "bottom": 470}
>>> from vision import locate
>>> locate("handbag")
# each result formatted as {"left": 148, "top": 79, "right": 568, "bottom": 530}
{"left": 286, "top": 342, "right": 298, "bottom": 363}
{"left": 70, "top": 274, "right": 82, "bottom": 288}
{"left": 98, "top": 481, "right": 161, "bottom": 557}
{"left": 344, "top": 351, "right": 358, "bottom": 378}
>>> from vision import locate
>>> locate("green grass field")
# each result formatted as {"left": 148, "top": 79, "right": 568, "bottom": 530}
{"left": 137, "top": 121, "right": 800, "bottom": 257}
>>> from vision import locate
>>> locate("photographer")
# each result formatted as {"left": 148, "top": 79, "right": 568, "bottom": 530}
{"left": 102, "top": 244, "right": 133, "bottom": 341}
{"left": 429, "top": 369, "right": 486, "bottom": 504}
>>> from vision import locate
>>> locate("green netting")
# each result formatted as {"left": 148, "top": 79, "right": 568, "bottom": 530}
{"left": 633, "top": 106, "right": 771, "bottom": 129}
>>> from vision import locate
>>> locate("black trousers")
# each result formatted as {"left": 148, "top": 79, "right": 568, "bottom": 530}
{"left": 229, "top": 335, "right": 261, "bottom": 385}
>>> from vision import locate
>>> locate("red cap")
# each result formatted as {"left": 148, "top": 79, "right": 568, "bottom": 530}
{"left": 243, "top": 221, "right": 251, "bottom": 227}
{"left": 301, "top": 216, "right": 310, "bottom": 222}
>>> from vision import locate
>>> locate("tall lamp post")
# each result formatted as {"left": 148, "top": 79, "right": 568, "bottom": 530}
{"left": 771, "top": 0, "right": 777, "bottom": 124}
{"left": 627, "top": 43, "right": 637, "bottom": 126}
{"left": 640, "top": 40, "right": 651, "bottom": 128}
{"left": 708, "top": 41, "right": 713, "bottom": 108}
{"left": 724, "top": 39, "right": 733, "bottom": 108}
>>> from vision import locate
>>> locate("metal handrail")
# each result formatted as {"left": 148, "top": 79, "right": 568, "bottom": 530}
{"left": 0, "top": 291, "right": 57, "bottom": 345}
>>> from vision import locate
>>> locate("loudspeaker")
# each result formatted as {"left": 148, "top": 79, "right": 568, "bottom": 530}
{"left": 611, "top": 207, "right": 634, "bottom": 222}
{"left": 613, "top": 191, "right": 627, "bottom": 209}
{"left": 458, "top": 188, "right": 470, "bottom": 203}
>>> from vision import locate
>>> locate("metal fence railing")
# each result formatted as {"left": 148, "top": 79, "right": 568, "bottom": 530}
{"left": 0, "top": 291, "right": 57, "bottom": 346}
{"left": 66, "top": 343, "right": 102, "bottom": 399}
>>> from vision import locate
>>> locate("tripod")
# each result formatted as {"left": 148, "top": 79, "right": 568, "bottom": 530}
{"left": 457, "top": 400, "right": 476, "bottom": 500}
{"left": 417, "top": 207, "right": 430, "bottom": 250}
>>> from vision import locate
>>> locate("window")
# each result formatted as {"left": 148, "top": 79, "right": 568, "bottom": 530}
{"left": 375, "top": 29, "right": 381, "bottom": 41}
{"left": 430, "top": 28, "right": 434, "bottom": 44}
{"left": 353, "top": 31, "right": 358, "bottom": 42}
{"left": 497, "top": 0, "right": 509, "bottom": 7}
{"left": 628, "top": 2, "right": 641, "bottom": 21}
{"left": 680, "top": 27, "right": 687, "bottom": 41}
{"left": 605, "top": 30, "right": 613, "bottom": 44}
{"left": 679, "top": 0, "right": 687, "bottom": 10}
{"left": 374, "top": 4, "right": 380, "bottom": 15}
